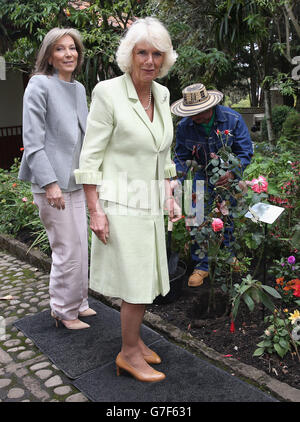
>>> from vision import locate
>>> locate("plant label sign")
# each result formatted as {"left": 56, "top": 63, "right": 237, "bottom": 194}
{"left": 245, "top": 202, "right": 284, "bottom": 225}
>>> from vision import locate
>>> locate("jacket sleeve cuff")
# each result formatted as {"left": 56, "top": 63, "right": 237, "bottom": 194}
{"left": 164, "top": 163, "right": 177, "bottom": 178}
{"left": 74, "top": 169, "right": 103, "bottom": 185}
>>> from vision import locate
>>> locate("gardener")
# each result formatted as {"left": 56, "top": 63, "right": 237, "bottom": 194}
{"left": 171, "top": 83, "right": 253, "bottom": 287}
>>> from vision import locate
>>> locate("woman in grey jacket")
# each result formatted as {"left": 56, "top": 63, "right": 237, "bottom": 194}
{"left": 19, "top": 28, "right": 96, "bottom": 329}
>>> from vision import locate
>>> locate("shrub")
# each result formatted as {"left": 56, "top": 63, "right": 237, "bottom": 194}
{"left": 261, "top": 105, "right": 292, "bottom": 140}
{"left": 281, "top": 110, "right": 300, "bottom": 143}
{"left": 0, "top": 159, "right": 50, "bottom": 254}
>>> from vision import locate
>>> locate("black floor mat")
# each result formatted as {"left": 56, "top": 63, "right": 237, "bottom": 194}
{"left": 73, "top": 338, "right": 277, "bottom": 402}
{"left": 14, "top": 296, "right": 278, "bottom": 402}
{"left": 14, "top": 297, "right": 162, "bottom": 379}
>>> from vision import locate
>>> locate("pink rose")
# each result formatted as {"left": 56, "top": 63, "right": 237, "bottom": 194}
{"left": 219, "top": 201, "right": 229, "bottom": 216}
{"left": 22, "top": 197, "right": 28, "bottom": 202}
{"left": 250, "top": 176, "right": 268, "bottom": 193}
{"left": 212, "top": 218, "right": 224, "bottom": 232}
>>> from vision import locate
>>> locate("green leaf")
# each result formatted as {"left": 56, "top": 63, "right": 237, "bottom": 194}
{"left": 279, "top": 339, "right": 289, "bottom": 350}
{"left": 250, "top": 288, "right": 261, "bottom": 303}
{"left": 257, "top": 291, "right": 275, "bottom": 312}
{"left": 257, "top": 340, "right": 272, "bottom": 348}
{"left": 261, "top": 285, "right": 282, "bottom": 299}
{"left": 253, "top": 348, "right": 264, "bottom": 357}
{"left": 239, "top": 284, "right": 251, "bottom": 295}
{"left": 242, "top": 293, "right": 255, "bottom": 312}
{"left": 232, "top": 296, "right": 240, "bottom": 320}
{"left": 274, "top": 343, "right": 287, "bottom": 358}
{"left": 209, "top": 175, "right": 219, "bottom": 184}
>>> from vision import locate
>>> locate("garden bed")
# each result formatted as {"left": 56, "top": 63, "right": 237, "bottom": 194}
{"left": 147, "top": 278, "right": 300, "bottom": 392}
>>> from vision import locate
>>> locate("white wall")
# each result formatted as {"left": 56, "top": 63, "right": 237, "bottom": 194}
{"left": 0, "top": 69, "right": 24, "bottom": 127}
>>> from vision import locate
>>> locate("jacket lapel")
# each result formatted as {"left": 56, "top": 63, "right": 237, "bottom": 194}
{"left": 125, "top": 73, "right": 163, "bottom": 145}
{"left": 151, "top": 81, "right": 170, "bottom": 151}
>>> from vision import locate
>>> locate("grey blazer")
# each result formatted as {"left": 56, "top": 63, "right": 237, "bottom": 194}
{"left": 18, "top": 72, "right": 88, "bottom": 189}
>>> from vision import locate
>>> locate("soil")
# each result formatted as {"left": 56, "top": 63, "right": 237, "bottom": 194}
{"left": 147, "top": 266, "right": 300, "bottom": 392}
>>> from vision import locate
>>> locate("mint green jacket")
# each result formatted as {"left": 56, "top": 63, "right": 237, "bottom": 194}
{"left": 74, "top": 73, "right": 176, "bottom": 209}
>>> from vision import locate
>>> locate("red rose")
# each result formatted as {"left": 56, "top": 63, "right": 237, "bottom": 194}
{"left": 212, "top": 218, "right": 224, "bottom": 232}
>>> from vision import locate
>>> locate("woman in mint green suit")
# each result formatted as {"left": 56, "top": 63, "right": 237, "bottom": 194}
{"left": 75, "top": 17, "right": 180, "bottom": 382}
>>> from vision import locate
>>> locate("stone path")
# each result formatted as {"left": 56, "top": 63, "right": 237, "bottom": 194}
{"left": 1, "top": 247, "right": 299, "bottom": 403}
{"left": 0, "top": 251, "right": 89, "bottom": 402}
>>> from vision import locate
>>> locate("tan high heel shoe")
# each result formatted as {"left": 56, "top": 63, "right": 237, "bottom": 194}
{"left": 144, "top": 349, "right": 161, "bottom": 364}
{"left": 115, "top": 353, "right": 165, "bottom": 383}
{"left": 78, "top": 308, "right": 97, "bottom": 317}
{"left": 51, "top": 311, "right": 90, "bottom": 330}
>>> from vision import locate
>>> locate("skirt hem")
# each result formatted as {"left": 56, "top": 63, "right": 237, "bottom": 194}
{"left": 90, "top": 286, "right": 170, "bottom": 305}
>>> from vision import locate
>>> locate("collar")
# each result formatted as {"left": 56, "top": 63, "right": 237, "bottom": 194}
{"left": 52, "top": 69, "right": 75, "bottom": 84}
{"left": 187, "top": 105, "right": 226, "bottom": 126}
{"left": 124, "top": 72, "right": 167, "bottom": 104}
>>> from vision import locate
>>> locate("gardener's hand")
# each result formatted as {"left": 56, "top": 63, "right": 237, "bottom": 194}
{"left": 216, "top": 171, "right": 234, "bottom": 187}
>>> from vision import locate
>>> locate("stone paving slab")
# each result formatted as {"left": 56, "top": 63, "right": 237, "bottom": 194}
{"left": 0, "top": 251, "right": 88, "bottom": 402}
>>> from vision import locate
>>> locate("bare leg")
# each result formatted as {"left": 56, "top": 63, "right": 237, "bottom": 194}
{"left": 120, "top": 301, "right": 155, "bottom": 374}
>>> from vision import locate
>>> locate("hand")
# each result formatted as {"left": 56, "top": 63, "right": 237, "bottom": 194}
{"left": 185, "top": 216, "right": 196, "bottom": 231}
{"left": 215, "top": 171, "right": 234, "bottom": 187}
{"left": 45, "top": 183, "right": 65, "bottom": 210}
{"left": 89, "top": 210, "right": 109, "bottom": 245}
{"left": 165, "top": 197, "right": 182, "bottom": 223}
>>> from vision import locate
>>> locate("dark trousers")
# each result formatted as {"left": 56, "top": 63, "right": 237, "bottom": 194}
{"left": 189, "top": 182, "right": 235, "bottom": 272}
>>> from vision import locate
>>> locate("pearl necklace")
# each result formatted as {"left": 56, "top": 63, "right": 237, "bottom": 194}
{"left": 143, "top": 88, "right": 152, "bottom": 111}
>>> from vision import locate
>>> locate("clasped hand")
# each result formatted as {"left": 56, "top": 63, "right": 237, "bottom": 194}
{"left": 45, "top": 182, "right": 65, "bottom": 210}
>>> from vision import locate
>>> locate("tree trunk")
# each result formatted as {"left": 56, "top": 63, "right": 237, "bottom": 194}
{"left": 284, "top": 2, "right": 300, "bottom": 41}
{"left": 263, "top": 88, "right": 275, "bottom": 144}
{"left": 248, "top": 44, "right": 258, "bottom": 106}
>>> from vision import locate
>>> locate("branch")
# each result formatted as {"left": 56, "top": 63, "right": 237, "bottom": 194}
{"left": 284, "top": 7, "right": 291, "bottom": 62}
{"left": 284, "top": 1, "right": 300, "bottom": 41}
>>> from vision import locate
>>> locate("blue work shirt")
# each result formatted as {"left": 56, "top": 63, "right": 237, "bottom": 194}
{"left": 173, "top": 105, "right": 253, "bottom": 182}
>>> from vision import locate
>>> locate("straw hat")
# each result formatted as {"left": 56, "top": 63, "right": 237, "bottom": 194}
{"left": 171, "top": 83, "right": 223, "bottom": 117}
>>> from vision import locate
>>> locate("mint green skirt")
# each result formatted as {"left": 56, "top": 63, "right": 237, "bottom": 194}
{"left": 89, "top": 201, "right": 170, "bottom": 304}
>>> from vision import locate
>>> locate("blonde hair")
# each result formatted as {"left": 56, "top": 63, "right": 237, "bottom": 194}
{"left": 116, "top": 17, "right": 177, "bottom": 78}
{"left": 34, "top": 27, "right": 84, "bottom": 76}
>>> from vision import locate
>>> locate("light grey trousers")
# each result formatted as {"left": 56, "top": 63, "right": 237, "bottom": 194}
{"left": 33, "top": 189, "right": 89, "bottom": 320}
